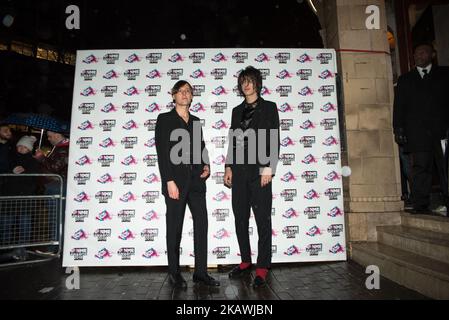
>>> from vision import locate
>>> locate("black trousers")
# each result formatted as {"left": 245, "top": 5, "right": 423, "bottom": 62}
{"left": 164, "top": 182, "right": 208, "bottom": 276}
{"left": 410, "top": 139, "right": 448, "bottom": 209}
{"left": 231, "top": 165, "right": 272, "bottom": 269}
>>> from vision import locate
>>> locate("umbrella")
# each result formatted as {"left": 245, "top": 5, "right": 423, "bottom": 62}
{"left": 3, "top": 113, "right": 69, "bottom": 149}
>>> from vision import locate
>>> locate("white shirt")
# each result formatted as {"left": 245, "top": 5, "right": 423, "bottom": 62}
{"left": 417, "top": 64, "right": 432, "bottom": 78}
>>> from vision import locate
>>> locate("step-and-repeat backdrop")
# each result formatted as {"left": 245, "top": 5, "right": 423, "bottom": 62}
{"left": 63, "top": 48, "right": 346, "bottom": 267}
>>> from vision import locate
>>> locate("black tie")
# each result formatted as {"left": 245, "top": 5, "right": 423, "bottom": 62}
{"left": 422, "top": 69, "right": 428, "bottom": 80}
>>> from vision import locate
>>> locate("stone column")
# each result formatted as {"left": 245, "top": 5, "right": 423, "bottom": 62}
{"left": 317, "top": 0, "right": 403, "bottom": 242}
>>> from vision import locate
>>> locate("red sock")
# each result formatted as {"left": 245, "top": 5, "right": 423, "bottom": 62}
{"left": 256, "top": 268, "right": 268, "bottom": 279}
{"left": 239, "top": 262, "right": 251, "bottom": 270}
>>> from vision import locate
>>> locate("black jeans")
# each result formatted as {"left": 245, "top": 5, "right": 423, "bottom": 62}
{"left": 231, "top": 165, "right": 272, "bottom": 269}
{"left": 164, "top": 182, "right": 208, "bottom": 276}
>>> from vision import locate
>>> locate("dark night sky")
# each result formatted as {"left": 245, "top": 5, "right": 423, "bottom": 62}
{"left": 1, "top": 0, "right": 323, "bottom": 49}
{"left": 0, "top": 0, "right": 323, "bottom": 121}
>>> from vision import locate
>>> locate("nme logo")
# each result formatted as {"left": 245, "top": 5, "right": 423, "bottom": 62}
{"left": 167, "top": 68, "right": 184, "bottom": 80}
{"left": 189, "top": 52, "right": 205, "bottom": 63}
{"left": 275, "top": 52, "right": 291, "bottom": 64}
{"left": 211, "top": 68, "right": 227, "bottom": 80}
{"left": 146, "top": 53, "right": 162, "bottom": 64}
{"left": 232, "top": 52, "right": 248, "bottom": 63}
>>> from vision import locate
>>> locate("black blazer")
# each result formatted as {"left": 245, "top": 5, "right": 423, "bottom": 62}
{"left": 155, "top": 108, "right": 209, "bottom": 196}
{"left": 393, "top": 66, "right": 449, "bottom": 152}
{"left": 225, "top": 98, "right": 280, "bottom": 174}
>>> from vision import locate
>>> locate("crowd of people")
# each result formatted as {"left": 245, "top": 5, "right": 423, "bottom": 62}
{"left": 0, "top": 123, "right": 69, "bottom": 262}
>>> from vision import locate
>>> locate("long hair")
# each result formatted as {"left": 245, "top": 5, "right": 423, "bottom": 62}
{"left": 237, "top": 66, "right": 262, "bottom": 97}
{"left": 171, "top": 80, "right": 193, "bottom": 95}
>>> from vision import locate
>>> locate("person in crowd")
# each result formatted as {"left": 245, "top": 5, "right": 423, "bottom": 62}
{"left": 224, "top": 66, "right": 280, "bottom": 288}
{"left": 393, "top": 42, "right": 449, "bottom": 216}
{"left": 33, "top": 130, "right": 70, "bottom": 254}
{"left": 155, "top": 80, "right": 220, "bottom": 288}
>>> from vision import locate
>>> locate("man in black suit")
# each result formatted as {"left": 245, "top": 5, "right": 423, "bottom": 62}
{"left": 393, "top": 43, "right": 449, "bottom": 215}
{"left": 224, "top": 66, "right": 280, "bottom": 288}
{"left": 155, "top": 80, "right": 220, "bottom": 288}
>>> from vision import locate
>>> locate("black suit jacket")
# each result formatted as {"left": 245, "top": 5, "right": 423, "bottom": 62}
{"left": 393, "top": 65, "right": 449, "bottom": 152}
{"left": 225, "top": 98, "right": 280, "bottom": 174}
{"left": 155, "top": 108, "right": 209, "bottom": 196}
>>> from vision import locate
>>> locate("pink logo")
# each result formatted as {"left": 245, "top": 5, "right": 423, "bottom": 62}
{"left": 143, "top": 210, "right": 159, "bottom": 221}
{"left": 211, "top": 53, "right": 227, "bottom": 62}
{"left": 75, "top": 156, "right": 92, "bottom": 166}
{"left": 101, "top": 103, "right": 118, "bottom": 113}
{"left": 126, "top": 54, "right": 141, "bottom": 63}
{"left": 146, "top": 103, "right": 161, "bottom": 113}
{"left": 278, "top": 103, "right": 293, "bottom": 113}
{"left": 325, "top": 171, "right": 341, "bottom": 181}
{"left": 121, "top": 155, "right": 138, "bottom": 166}
{"left": 330, "top": 243, "right": 345, "bottom": 254}
{"left": 323, "top": 136, "right": 339, "bottom": 146}
{"left": 298, "top": 54, "right": 313, "bottom": 63}
{"left": 255, "top": 53, "right": 270, "bottom": 62}
{"left": 306, "top": 226, "right": 323, "bottom": 237}
{"left": 83, "top": 55, "right": 98, "bottom": 64}
{"left": 319, "top": 69, "right": 334, "bottom": 79}
{"left": 299, "top": 86, "right": 314, "bottom": 96}
{"left": 304, "top": 189, "right": 320, "bottom": 200}
{"left": 123, "top": 120, "right": 138, "bottom": 130}
{"left": 213, "top": 191, "right": 230, "bottom": 202}
{"left": 74, "top": 192, "right": 89, "bottom": 202}
{"left": 190, "top": 103, "right": 206, "bottom": 113}
{"left": 97, "top": 174, "right": 114, "bottom": 184}
{"left": 103, "top": 70, "right": 119, "bottom": 79}
{"left": 81, "top": 87, "right": 96, "bottom": 96}
{"left": 144, "top": 174, "right": 160, "bottom": 184}
{"left": 284, "top": 245, "right": 301, "bottom": 256}
{"left": 120, "top": 192, "right": 137, "bottom": 202}
{"left": 119, "top": 229, "right": 135, "bottom": 240}
{"left": 212, "top": 120, "right": 229, "bottom": 129}
{"left": 96, "top": 210, "right": 113, "bottom": 221}
{"left": 71, "top": 229, "right": 88, "bottom": 240}
{"left": 145, "top": 138, "right": 156, "bottom": 148}
{"left": 213, "top": 155, "right": 226, "bottom": 165}
{"left": 321, "top": 103, "right": 337, "bottom": 112}
{"left": 147, "top": 69, "right": 162, "bottom": 79}
{"left": 168, "top": 53, "right": 184, "bottom": 62}
{"left": 260, "top": 86, "right": 271, "bottom": 96}
{"left": 281, "top": 172, "right": 297, "bottom": 182}
{"left": 99, "top": 138, "right": 115, "bottom": 148}
{"left": 328, "top": 207, "right": 344, "bottom": 217}
{"left": 143, "top": 248, "right": 160, "bottom": 259}
{"left": 281, "top": 137, "right": 295, "bottom": 147}
{"left": 78, "top": 121, "right": 94, "bottom": 130}
{"left": 95, "top": 248, "right": 112, "bottom": 259}
{"left": 276, "top": 69, "right": 293, "bottom": 79}
{"left": 213, "top": 228, "right": 231, "bottom": 239}
{"left": 212, "top": 86, "right": 228, "bottom": 96}
{"left": 300, "top": 120, "right": 315, "bottom": 130}
{"left": 190, "top": 69, "right": 206, "bottom": 78}
{"left": 302, "top": 154, "right": 317, "bottom": 164}
{"left": 283, "top": 208, "right": 299, "bottom": 219}
{"left": 124, "top": 86, "right": 140, "bottom": 96}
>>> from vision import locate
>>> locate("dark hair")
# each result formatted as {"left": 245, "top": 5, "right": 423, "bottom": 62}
{"left": 0, "top": 123, "right": 10, "bottom": 129}
{"left": 413, "top": 42, "right": 435, "bottom": 53}
{"left": 237, "top": 66, "right": 262, "bottom": 97}
{"left": 171, "top": 80, "right": 193, "bottom": 95}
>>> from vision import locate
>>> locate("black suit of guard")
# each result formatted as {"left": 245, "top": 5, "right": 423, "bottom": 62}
{"left": 155, "top": 108, "right": 209, "bottom": 276}
{"left": 226, "top": 97, "right": 280, "bottom": 269}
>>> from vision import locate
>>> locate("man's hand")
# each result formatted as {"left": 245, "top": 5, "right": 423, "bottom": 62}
{"left": 200, "top": 165, "right": 210, "bottom": 179}
{"left": 167, "top": 181, "right": 179, "bottom": 200}
{"left": 261, "top": 167, "right": 272, "bottom": 187}
{"left": 394, "top": 128, "right": 407, "bottom": 146}
{"left": 224, "top": 167, "right": 232, "bottom": 188}
{"left": 12, "top": 166, "right": 25, "bottom": 174}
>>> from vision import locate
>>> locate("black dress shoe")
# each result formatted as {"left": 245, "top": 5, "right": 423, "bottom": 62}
{"left": 228, "top": 265, "right": 252, "bottom": 278}
{"left": 168, "top": 273, "right": 187, "bottom": 288}
{"left": 193, "top": 273, "right": 220, "bottom": 286}
{"left": 252, "top": 276, "right": 267, "bottom": 288}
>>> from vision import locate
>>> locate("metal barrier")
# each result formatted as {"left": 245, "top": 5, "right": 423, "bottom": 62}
{"left": 0, "top": 174, "right": 64, "bottom": 267}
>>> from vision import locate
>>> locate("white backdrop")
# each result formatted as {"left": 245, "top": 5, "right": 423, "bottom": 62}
{"left": 63, "top": 48, "right": 347, "bottom": 267}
